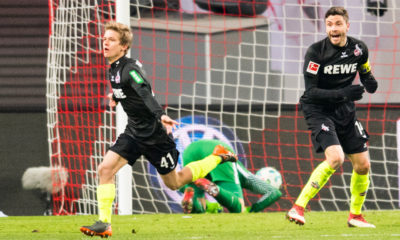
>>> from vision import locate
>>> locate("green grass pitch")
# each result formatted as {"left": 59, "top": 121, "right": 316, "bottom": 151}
{"left": 0, "top": 211, "right": 399, "bottom": 239}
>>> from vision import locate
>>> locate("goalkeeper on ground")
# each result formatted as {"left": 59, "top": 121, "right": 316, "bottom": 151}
{"left": 180, "top": 139, "right": 282, "bottom": 214}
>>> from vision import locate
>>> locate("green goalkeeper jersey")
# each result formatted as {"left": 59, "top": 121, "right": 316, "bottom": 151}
{"left": 182, "top": 139, "right": 238, "bottom": 183}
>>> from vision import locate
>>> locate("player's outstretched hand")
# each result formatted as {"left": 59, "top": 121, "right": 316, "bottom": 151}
{"left": 342, "top": 84, "right": 365, "bottom": 101}
{"left": 107, "top": 93, "right": 117, "bottom": 108}
{"left": 161, "top": 115, "right": 178, "bottom": 134}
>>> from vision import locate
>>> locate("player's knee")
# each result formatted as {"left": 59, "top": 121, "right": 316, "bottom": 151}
{"left": 160, "top": 170, "right": 186, "bottom": 190}
{"left": 354, "top": 161, "right": 370, "bottom": 175}
{"left": 326, "top": 154, "right": 344, "bottom": 169}
{"left": 98, "top": 163, "right": 105, "bottom": 176}
{"left": 164, "top": 181, "right": 180, "bottom": 191}
{"left": 98, "top": 163, "right": 112, "bottom": 179}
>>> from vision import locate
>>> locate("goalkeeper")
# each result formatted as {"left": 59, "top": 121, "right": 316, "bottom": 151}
{"left": 180, "top": 139, "right": 282, "bottom": 214}
{"left": 286, "top": 7, "right": 378, "bottom": 228}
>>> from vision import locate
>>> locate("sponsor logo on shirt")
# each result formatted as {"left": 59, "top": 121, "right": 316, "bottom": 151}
{"left": 306, "top": 61, "right": 320, "bottom": 75}
{"left": 129, "top": 70, "right": 144, "bottom": 84}
{"left": 341, "top": 51, "right": 348, "bottom": 58}
{"left": 112, "top": 88, "right": 126, "bottom": 99}
{"left": 321, "top": 123, "right": 329, "bottom": 132}
{"left": 324, "top": 63, "right": 358, "bottom": 74}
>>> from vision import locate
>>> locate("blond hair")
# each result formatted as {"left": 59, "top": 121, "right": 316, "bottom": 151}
{"left": 105, "top": 21, "right": 133, "bottom": 52}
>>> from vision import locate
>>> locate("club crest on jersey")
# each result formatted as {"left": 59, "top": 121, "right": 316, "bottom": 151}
{"left": 115, "top": 71, "right": 120, "bottom": 83}
{"left": 321, "top": 123, "right": 329, "bottom": 132}
{"left": 306, "top": 61, "right": 320, "bottom": 75}
{"left": 354, "top": 44, "right": 363, "bottom": 56}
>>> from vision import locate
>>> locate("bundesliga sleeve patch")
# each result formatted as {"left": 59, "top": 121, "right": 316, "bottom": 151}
{"left": 129, "top": 70, "right": 144, "bottom": 84}
{"left": 306, "top": 61, "right": 320, "bottom": 75}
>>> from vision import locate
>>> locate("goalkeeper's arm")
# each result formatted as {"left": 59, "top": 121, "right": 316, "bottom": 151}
{"left": 237, "top": 167, "right": 282, "bottom": 212}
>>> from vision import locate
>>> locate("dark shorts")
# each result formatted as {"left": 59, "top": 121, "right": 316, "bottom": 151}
{"left": 301, "top": 102, "right": 369, "bottom": 154}
{"left": 109, "top": 133, "right": 179, "bottom": 175}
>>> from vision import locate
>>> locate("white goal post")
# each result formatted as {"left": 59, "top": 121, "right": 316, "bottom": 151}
{"left": 115, "top": 0, "right": 132, "bottom": 216}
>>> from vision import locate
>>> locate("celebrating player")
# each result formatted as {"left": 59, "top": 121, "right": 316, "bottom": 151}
{"left": 80, "top": 21, "right": 238, "bottom": 238}
{"left": 286, "top": 7, "right": 378, "bottom": 228}
{"left": 180, "top": 139, "right": 282, "bottom": 214}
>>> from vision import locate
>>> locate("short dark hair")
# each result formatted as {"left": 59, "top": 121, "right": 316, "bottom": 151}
{"left": 325, "top": 7, "right": 349, "bottom": 22}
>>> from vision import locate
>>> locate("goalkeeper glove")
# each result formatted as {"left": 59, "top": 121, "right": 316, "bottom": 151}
{"left": 341, "top": 84, "right": 365, "bottom": 101}
{"left": 360, "top": 72, "right": 378, "bottom": 93}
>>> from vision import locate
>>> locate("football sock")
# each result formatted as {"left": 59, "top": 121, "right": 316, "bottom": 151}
{"left": 192, "top": 197, "right": 206, "bottom": 213}
{"left": 186, "top": 155, "right": 221, "bottom": 181}
{"left": 97, "top": 184, "right": 115, "bottom": 223}
{"left": 295, "top": 161, "right": 335, "bottom": 208}
{"left": 249, "top": 187, "right": 282, "bottom": 212}
{"left": 215, "top": 186, "right": 242, "bottom": 213}
{"left": 192, "top": 186, "right": 206, "bottom": 213}
{"left": 350, "top": 170, "right": 370, "bottom": 215}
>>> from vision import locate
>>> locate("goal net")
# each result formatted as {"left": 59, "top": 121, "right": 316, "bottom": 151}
{"left": 47, "top": 0, "right": 399, "bottom": 215}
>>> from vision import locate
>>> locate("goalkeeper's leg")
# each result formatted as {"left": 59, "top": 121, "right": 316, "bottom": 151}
{"left": 195, "top": 179, "right": 245, "bottom": 213}
{"left": 180, "top": 184, "right": 207, "bottom": 214}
